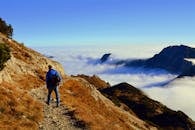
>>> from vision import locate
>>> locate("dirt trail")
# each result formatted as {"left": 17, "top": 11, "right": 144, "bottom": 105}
{"left": 30, "top": 86, "right": 83, "bottom": 130}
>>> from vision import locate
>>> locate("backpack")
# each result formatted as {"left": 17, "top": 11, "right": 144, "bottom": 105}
{"left": 51, "top": 74, "right": 60, "bottom": 86}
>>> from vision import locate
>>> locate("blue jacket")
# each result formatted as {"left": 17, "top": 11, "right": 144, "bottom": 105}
{"left": 46, "top": 69, "right": 61, "bottom": 88}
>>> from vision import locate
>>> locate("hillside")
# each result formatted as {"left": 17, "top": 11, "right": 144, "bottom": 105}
{"left": 101, "top": 82, "right": 195, "bottom": 130}
{"left": 0, "top": 33, "right": 158, "bottom": 129}
{"left": 0, "top": 33, "right": 65, "bottom": 129}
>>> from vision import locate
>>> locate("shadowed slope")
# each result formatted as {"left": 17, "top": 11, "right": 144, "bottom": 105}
{"left": 101, "top": 82, "right": 195, "bottom": 130}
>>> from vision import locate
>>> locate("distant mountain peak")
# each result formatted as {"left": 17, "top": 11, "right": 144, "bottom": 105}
{"left": 157, "top": 44, "right": 195, "bottom": 59}
{"left": 100, "top": 53, "right": 111, "bottom": 63}
{"left": 123, "top": 45, "right": 195, "bottom": 77}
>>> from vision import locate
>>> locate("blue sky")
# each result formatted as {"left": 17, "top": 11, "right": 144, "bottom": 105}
{"left": 0, "top": 0, "right": 195, "bottom": 46}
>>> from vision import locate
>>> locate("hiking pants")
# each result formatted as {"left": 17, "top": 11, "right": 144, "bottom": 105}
{"left": 47, "top": 86, "right": 60, "bottom": 105}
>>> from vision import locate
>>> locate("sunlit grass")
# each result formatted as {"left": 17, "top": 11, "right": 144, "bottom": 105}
{"left": 0, "top": 82, "right": 43, "bottom": 129}
{"left": 60, "top": 77, "right": 146, "bottom": 130}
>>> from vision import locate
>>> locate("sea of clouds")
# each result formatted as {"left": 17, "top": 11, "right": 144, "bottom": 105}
{"left": 34, "top": 44, "right": 195, "bottom": 120}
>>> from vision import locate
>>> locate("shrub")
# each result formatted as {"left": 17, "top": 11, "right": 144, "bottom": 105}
{"left": 0, "top": 43, "right": 11, "bottom": 70}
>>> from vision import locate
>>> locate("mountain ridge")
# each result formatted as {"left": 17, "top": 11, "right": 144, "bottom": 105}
{"left": 100, "top": 45, "right": 195, "bottom": 77}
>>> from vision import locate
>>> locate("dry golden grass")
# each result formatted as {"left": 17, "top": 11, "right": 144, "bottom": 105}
{"left": 60, "top": 78, "right": 148, "bottom": 130}
{"left": 12, "top": 74, "right": 45, "bottom": 90}
{"left": 3, "top": 37, "right": 36, "bottom": 64}
{"left": 0, "top": 82, "right": 43, "bottom": 129}
{"left": 0, "top": 34, "right": 65, "bottom": 129}
{"left": 73, "top": 74, "right": 110, "bottom": 90}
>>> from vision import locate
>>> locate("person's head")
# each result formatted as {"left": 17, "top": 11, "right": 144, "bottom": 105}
{"left": 48, "top": 65, "right": 52, "bottom": 70}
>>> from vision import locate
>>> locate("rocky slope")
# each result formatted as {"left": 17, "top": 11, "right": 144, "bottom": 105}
{"left": 0, "top": 33, "right": 158, "bottom": 129}
{"left": 0, "top": 33, "right": 65, "bottom": 84}
{"left": 0, "top": 33, "right": 66, "bottom": 129}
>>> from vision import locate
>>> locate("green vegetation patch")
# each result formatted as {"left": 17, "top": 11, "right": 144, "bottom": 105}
{"left": 0, "top": 43, "right": 11, "bottom": 70}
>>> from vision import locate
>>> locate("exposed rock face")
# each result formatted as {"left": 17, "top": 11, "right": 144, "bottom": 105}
{"left": 125, "top": 45, "right": 195, "bottom": 76}
{"left": 101, "top": 82, "right": 195, "bottom": 130}
{"left": 0, "top": 33, "right": 65, "bottom": 84}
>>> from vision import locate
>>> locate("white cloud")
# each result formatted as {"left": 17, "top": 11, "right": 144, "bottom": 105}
{"left": 143, "top": 77, "right": 195, "bottom": 120}
{"left": 185, "top": 58, "right": 195, "bottom": 65}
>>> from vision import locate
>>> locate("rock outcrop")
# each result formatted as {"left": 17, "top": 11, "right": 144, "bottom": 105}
{"left": 0, "top": 33, "right": 65, "bottom": 84}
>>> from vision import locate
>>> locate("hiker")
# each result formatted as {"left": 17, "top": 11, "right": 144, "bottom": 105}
{"left": 46, "top": 65, "right": 61, "bottom": 107}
